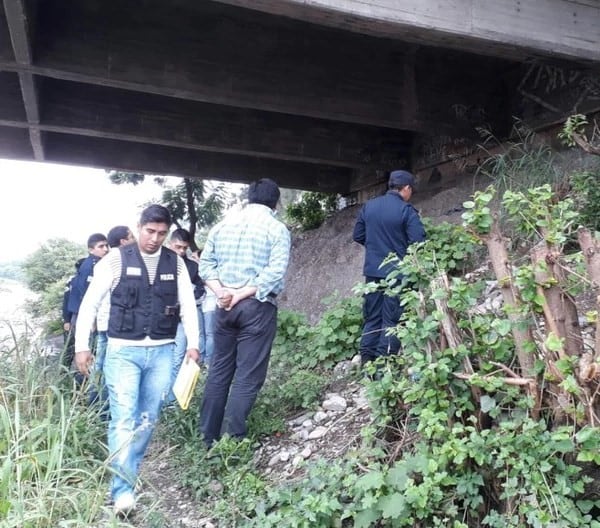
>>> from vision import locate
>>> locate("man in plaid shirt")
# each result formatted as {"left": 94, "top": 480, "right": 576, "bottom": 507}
{"left": 198, "top": 178, "right": 291, "bottom": 447}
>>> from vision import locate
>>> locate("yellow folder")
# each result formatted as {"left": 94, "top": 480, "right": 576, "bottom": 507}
{"left": 172, "top": 357, "right": 201, "bottom": 410}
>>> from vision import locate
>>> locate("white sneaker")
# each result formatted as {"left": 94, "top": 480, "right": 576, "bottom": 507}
{"left": 113, "top": 492, "right": 136, "bottom": 517}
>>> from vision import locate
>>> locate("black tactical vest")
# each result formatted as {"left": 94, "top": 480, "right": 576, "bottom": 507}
{"left": 108, "top": 245, "right": 179, "bottom": 340}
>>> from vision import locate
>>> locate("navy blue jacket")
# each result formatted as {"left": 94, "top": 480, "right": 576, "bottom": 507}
{"left": 62, "top": 276, "right": 74, "bottom": 323}
{"left": 353, "top": 191, "right": 426, "bottom": 279}
{"left": 67, "top": 254, "right": 102, "bottom": 315}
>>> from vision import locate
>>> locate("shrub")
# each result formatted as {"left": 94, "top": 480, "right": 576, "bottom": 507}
{"left": 569, "top": 168, "right": 600, "bottom": 232}
{"left": 285, "top": 192, "right": 338, "bottom": 231}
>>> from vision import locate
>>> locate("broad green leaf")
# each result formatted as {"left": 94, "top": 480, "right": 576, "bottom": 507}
{"left": 378, "top": 492, "right": 406, "bottom": 519}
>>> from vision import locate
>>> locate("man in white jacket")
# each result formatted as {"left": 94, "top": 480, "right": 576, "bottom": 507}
{"left": 75, "top": 205, "right": 199, "bottom": 516}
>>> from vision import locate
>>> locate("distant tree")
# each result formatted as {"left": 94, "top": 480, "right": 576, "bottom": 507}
{"left": 22, "top": 238, "right": 84, "bottom": 325}
{"left": 285, "top": 191, "right": 338, "bottom": 231}
{"left": 108, "top": 171, "right": 146, "bottom": 186}
{"left": 22, "top": 238, "right": 84, "bottom": 294}
{"left": 107, "top": 171, "right": 229, "bottom": 250}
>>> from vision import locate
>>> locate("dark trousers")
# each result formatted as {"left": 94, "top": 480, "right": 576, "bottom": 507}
{"left": 360, "top": 276, "right": 403, "bottom": 364}
{"left": 62, "top": 328, "right": 75, "bottom": 369}
{"left": 199, "top": 298, "right": 277, "bottom": 446}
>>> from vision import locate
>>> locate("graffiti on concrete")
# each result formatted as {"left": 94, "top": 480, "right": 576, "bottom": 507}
{"left": 415, "top": 133, "right": 479, "bottom": 169}
{"left": 518, "top": 60, "right": 600, "bottom": 116}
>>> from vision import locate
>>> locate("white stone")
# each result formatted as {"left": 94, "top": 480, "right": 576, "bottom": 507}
{"left": 290, "top": 412, "right": 312, "bottom": 426}
{"left": 268, "top": 453, "right": 281, "bottom": 466}
{"left": 491, "top": 295, "right": 503, "bottom": 311}
{"left": 280, "top": 451, "right": 290, "bottom": 462}
{"left": 290, "top": 430, "right": 309, "bottom": 441}
{"left": 333, "top": 360, "right": 353, "bottom": 377}
{"left": 301, "top": 446, "right": 312, "bottom": 458}
{"left": 353, "top": 395, "right": 369, "bottom": 409}
{"left": 308, "top": 426, "right": 328, "bottom": 439}
{"left": 301, "top": 419, "right": 313, "bottom": 429}
{"left": 313, "top": 411, "right": 328, "bottom": 423}
{"left": 323, "top": 395, "right": 347, "bottom": 412}
{"left": 351, "top": 354, "right": 362, "bottom": 366}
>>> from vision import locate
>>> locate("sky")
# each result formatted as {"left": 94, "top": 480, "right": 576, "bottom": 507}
{"left": 0, "top": 159, "right": 170, "bottom": 262}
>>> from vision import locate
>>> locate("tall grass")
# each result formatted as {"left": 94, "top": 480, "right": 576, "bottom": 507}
{"left": 477, "top": 121, "right": 564, "bottom": 192}
{"left": 0, "top": 325, "right": 116, "bottom": 527}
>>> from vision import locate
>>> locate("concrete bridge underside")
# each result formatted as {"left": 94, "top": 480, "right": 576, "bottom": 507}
{"left": 1, "top": 0, "right": 599, "bottom": 194}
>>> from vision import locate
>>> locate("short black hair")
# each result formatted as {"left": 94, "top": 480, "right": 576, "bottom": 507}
{"left": 107, "top": 225, "right": 130, "bottom": 248}
{"left": 87, "top": 233, "right": 107, "bottom": 248}
{"left": 171, "top": 228, "right": 191, "bottom": 243}
{"left": 247, "top": 178, "right": 280, "bottom": 209}
{"left": 140, "top": 204, "right": 172, "bottom": 227}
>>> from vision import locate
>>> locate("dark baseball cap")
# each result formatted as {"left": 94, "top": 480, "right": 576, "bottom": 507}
{"left": 388, "top": 170, "right": 415, "bottom": 189}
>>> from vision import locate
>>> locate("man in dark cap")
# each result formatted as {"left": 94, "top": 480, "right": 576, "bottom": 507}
{"left": 353, "top": 170, "right": 426, "bottom": 366}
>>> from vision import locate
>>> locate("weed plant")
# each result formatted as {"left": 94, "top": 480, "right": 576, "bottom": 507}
{"left": 569, "top": 165, "right": 600, "bottom": 232}
{"left": 478, "top": 122, "right": 564, "bottom": 193}
{"left": 0, "top": 327, "right": 114, "bottom": 527}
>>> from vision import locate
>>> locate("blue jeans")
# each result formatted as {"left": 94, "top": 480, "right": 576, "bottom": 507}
{"left": 88, "top": 331, "right": 109, "bottom": 419}
{"left": 167, "top": 323, "right": 187, "bottom": 404}
{"left": 200, "top": 309, "right": 215, "bottom": 367}
{"left": 103, "top": 342, "right": 173, "bottom": 501}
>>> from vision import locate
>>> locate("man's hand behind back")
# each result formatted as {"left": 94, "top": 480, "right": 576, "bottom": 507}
{"left": 218, "top": 286, "right": 258, "bottom": 311}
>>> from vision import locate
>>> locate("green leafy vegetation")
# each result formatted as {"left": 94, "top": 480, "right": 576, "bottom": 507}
{"left": 559, "top": 114, "right": 589, "bottom": 148}
{"left": 21, "top": 238, "right": 84, "bottom": 332}
{"left": 107, "top": 172, "right": 232, "bottom": 250}
{"left": 569, "top": 168, "right": 600, "bottom": 232}
{"left": 0, "top": 328, "right": 112, "bottom": 527}
{"left": 243, "top": 180, "right": 600, "bottom": 527}
{"left": 285, "top": 191, "right": 338, "bottom": 231}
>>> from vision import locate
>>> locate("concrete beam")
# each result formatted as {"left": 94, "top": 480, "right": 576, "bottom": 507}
{"left": 42, "top": 133, "right": 354, "bottom": 193}
{"left": 0, "top": 71, "right": 26, "bottom": 121}
{"left": 215, "top": 0, "right": 600, "bottom": 63}
{"left": 30, "top": 78, "right": 410, "bottom": 169}
{"left": 0, "top": 125, "right": 34, "bottom": 160}
{"left": 8, "top": 0, "right": 418, "bottom": 130}
{"left": 4, "top": 0, "right": 44, "bottom": 160}
{"left": 0, "top": 7, "right": 16, "bottom": 62}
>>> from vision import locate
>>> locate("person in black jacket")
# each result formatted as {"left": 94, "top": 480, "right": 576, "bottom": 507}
{"left": 353, "top": 170, "right": 426, "bottom": 365}
{"left": 167, "top": 228, "right": 204, "bottom": 403}
{"left": 61, "top": 257, "right": 85, "bottom": 356}
{"left": 63, "top": 234, "right": 108, "bottom": 372}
